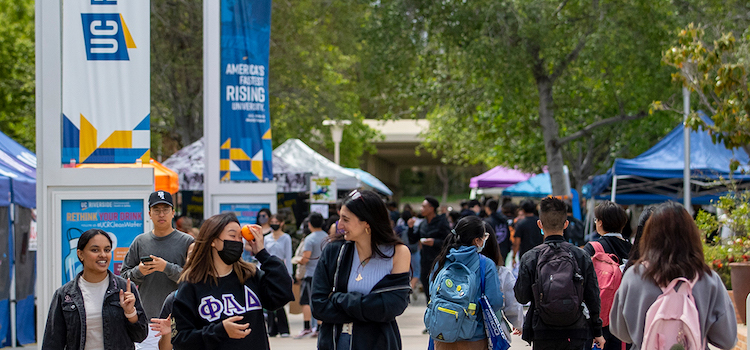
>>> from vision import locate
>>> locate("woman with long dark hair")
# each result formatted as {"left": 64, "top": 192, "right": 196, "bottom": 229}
{"left": 42, "top": 229, "right": 148, "bottom": 349}
{"left": 427, "top": 216, "right": 504, "bottom": 350}
{"left": 171, "top": 213, "right": 294, "bottom": 350}
{"left": 243, "top": 208, "right": 273, "bottom": 261}
{"left": 479, "top": 223, "right": 523, "bottom": 338}
{"left": 623, "top": 206, "right": 655, "bottom": 271}
{"left": 312, "top": 189, "right": 411, "bottom": 350}
{"left": 610, "top": 202, "right": 737, "bottom": 349}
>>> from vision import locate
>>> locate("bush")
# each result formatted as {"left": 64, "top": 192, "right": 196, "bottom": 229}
{"left": 696, "top": 191, "right": 750, "bottom": 290}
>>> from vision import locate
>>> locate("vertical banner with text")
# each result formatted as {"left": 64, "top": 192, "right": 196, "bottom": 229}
{"left": 220, "top": 0, "right": 273, "bottom": 182}
{"left": 62, "top": 0, "right": 150, "bottom": 164}
{"left": 61, "top": 200, "right": 144, "bottom": 284}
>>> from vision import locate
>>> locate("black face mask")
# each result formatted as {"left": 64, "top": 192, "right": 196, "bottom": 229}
{"left": 270, "top": 224, "right": 281, "bottom": 231}
{"left": 217, "top": 239, "right": 244, "bottom": 265}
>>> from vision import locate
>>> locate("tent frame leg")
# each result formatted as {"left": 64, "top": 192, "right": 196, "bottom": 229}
{"left": 9, "top": 203, "right": 16, "bottom": 348}
{"left": 610, "top": 176, "right": 618, "bottom": 203}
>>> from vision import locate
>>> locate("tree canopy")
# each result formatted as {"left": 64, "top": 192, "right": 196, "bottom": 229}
{"left": 268, "top": 0, "right": 378, "bottom": 167}
{"left": 361, "top": 0, "right": 749, "bottom": 194}
{"left": 3, "top": 0, "right": 747, "bottom": 184}
{"left": 659, "top": 23, "right": 750, "bottom": 170}
{"left": 0, "top": 0, "right": 34, "bottom": 151}
{"left": 149, "top": 0, "right": 378, "bottom": 167}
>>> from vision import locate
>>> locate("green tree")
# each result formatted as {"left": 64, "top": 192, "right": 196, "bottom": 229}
{"left": 150, "top": 1, "right": 376, "bottom": 167}
{"left": 659, "top": 23, "right": 750, "bottom": 167}
{"left": 150, "top": 1, "right": 204, "bottom": 158}
{"left": 0, "top": 0, "right": 35, "bottom": 150}
{"left": 361, "top": 0, "right": 723, "bottom": 194}
{"left": 268, "top": 0, "right": 377, "bottom": 167}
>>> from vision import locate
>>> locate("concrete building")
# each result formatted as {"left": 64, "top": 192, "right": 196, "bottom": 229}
{"left": 360, "top": 119, "right": 444, "bottom": 198}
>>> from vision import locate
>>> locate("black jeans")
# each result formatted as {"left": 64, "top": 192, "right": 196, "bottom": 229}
{"left": 266, "top": 308, "right": 290, "bottom": 336}
{"left": 419, "top": 265, "right": 430, "bottom": 303}
{"left": 532, "top": 338, "right": 588, "bottom": 350}
{"left": 602, "top": 325, "right": 629, "bottom": 350}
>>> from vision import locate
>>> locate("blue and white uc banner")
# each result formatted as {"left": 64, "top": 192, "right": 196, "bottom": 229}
{"left": 220, "top": 0, "right": 273, "bottom": 182}
{"left": 62, "top": 0, "right": 150, "bottom": 164}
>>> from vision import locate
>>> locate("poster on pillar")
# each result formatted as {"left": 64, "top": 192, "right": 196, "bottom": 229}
{"left": 219, "top": 0, "right": 273, "bottom": 182}
{"left": 61, "top": 0, "right": 151, "bottom": 164}
{"left": 310, "top": 176, "right": 337, "bottom": 203}
{"left": 61, "top": 199, "right": 144, "bottom": 284}
{"left": 219, "top": 203, "right": 270, "bottom": 226}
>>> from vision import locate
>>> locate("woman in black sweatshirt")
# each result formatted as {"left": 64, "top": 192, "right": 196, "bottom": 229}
{"left": 171, "top": 213, "right": 294, "bottom": 350}
{"left": 582, "top": 201, "right": 632, "bottom": 350}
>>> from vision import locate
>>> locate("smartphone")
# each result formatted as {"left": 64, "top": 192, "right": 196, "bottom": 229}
{"left": 140, "top": 256, "right": 154, "bottom": 263}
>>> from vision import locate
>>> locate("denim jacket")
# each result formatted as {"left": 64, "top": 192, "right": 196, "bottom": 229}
{"left": 42, "top": 271, "right": 148, "bottom": 350}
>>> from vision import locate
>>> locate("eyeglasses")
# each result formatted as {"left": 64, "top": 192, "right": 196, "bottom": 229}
{"left": 151, "top": 208, "right": 172, "bottom": 215}
{"left": 348, "top": 189, "right": 363, "bottom": 201}
{"left": 258, "top": 214, "right": 268, "bottom": 218}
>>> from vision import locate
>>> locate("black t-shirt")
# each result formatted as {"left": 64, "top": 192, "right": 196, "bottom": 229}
{"left": 159, "top": 290, "right": 176, "bottom": 318}
{"left": 515, "top": 215, "right": 543, "bottom": 258}
{"left": 583, "top": 235, "right": 632, "bottom": 263}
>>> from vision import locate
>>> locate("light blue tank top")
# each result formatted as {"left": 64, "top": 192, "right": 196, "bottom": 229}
{"left": 347, "top": 245, "right": 394, "bottom": 294}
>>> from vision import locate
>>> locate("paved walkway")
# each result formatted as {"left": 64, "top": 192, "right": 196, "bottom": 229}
{"left": 269, "top": 292, "right": 530, "bottom": 350}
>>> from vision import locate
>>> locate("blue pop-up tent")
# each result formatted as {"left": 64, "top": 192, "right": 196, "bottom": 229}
{"left": 502, "top": 172, "right": 582, "bottom": 220}
{"left": 502, "top": 172, "right": 552, "bottom": 197}
{"left": 587, "top": 112, "right": 750, "bottom": 204}
{"left": 0, "top": 131, "right": 36, "bottom": 347}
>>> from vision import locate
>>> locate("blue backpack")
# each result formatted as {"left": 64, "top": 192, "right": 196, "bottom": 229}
{"left": 424, "top": 255, "right": 490, "bottom": 343}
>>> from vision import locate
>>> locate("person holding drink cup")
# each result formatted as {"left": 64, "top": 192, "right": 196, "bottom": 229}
{"left": 171, "top": 213, "right": 294, "bottom": 350}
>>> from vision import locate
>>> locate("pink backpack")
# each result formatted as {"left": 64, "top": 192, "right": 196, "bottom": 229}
{"left": 590, "top": 241, "right": 622, "bottom": 327}
{"left": 642, "top": 277, "right": 703, "bottom": 350}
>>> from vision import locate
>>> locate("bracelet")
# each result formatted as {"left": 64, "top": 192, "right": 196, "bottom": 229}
{"left": 124, "top": 309, "right": 138, "bottom": 319}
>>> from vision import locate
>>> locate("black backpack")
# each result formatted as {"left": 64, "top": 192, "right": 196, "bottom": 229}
{"left": 563, "top": 216, "right": 586, "bottom": 247}
{"left": 531, "top": 242, "right": 584, "bottom": 327}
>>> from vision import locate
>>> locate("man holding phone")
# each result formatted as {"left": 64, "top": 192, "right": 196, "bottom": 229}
{"left": 121, "top": 191, "right": 194, "bottom": 350}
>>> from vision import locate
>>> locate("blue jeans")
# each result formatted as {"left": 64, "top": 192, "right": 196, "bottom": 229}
{"left": 337, "top": 333, "right": 352, "bottom": 350}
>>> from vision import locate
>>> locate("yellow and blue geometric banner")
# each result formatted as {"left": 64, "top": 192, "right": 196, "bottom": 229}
{"left": 220, "top": 0, "right": 273, "bottom": 182}
{"left": 62, "top": 0, "right": 150, "bottom": 164}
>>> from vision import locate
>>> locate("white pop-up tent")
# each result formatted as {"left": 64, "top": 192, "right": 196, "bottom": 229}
{"left": 163, "top": 137, "right": 392, "bottom": 195}
{"left": 273, "top": 139, "right": 392, "bottom": 195}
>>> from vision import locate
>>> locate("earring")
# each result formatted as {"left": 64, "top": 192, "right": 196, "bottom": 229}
{"left": 365, "top": 227, "right": 371, "bottom": 235}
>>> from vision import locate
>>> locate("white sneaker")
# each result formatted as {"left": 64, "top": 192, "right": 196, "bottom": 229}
{"left": 294, "top": 328, "right": 314, "bottom": 339}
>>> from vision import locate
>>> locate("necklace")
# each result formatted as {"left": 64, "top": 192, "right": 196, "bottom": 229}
{"left": 355, "top": 258, "right": 370, "bottom": 282}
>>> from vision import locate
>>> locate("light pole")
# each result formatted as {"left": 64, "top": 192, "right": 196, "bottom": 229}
{"left": 683, "top": 86, "right": 692, "bottom": 214}
{"left": 323, "top": 119, "right": 351, "bottom": 165}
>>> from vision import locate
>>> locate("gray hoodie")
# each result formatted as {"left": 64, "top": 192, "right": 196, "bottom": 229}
{"left": 610, "top": 264, "right": 737, "bottom": 350}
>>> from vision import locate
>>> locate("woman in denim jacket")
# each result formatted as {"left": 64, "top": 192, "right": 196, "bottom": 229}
{"left": 42, "top": 229, "right": 148, "bottom": 349}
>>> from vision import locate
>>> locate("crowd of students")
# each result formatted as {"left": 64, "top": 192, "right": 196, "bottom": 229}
{"left": 40, "top": 190, "right": 738, "bottom": 350}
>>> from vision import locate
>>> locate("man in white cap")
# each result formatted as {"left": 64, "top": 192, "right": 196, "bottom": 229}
{"left": 121, "top": 191, "right": 194, "bottom": 350}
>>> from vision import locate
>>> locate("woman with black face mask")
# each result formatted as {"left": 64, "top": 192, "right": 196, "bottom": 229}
{"left": 171, "top": 213, "right": 294, "bottom": 350}
{"left": 244, "top": 208, "right": 273, "bottom": 262}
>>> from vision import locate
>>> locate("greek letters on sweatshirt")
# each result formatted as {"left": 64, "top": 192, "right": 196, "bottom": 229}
{"left": 171, "top": 249, "right": 294, "bottom": 350}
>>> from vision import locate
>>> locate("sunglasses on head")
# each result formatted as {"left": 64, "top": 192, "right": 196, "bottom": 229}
{"left": 348, "top": 189, "right": 363, "bottom": 201}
